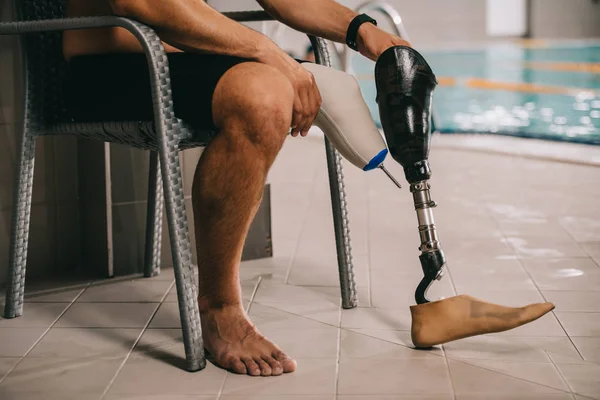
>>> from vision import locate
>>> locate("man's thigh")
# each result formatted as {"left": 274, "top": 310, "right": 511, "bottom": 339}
{"left": 64, "top": 52, "right": 254, "bottom": 130}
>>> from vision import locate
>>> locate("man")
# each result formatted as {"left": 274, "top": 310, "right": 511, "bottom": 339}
{"left": 63, "top": 0, "right": 410, "bottom": 378}
{"left": 63, "top": 0, "right": 554, "bottom": 378}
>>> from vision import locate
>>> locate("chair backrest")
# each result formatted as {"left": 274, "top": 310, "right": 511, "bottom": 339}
{"left": 15, "top": 0, "right": 69, "bottom": 126}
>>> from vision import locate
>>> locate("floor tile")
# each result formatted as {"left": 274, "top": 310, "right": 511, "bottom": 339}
{"left": 340, "top": 329, "right": 441, "bottom": 360}
{"left": 222, "top": 358, "right": 337, "bottom": 395}
{"left": 571, "top": 337, "right": 600, "bottom": 363}
{"left": 340, "top": 307, "right": 412, "bottom": 330}
{"left": 555, "top": 312, "right": 600, "bottom": 337}
{"left": 55, "top": 303, "right": 157, "bottom": 328}
{"left": 0, "top": 357, "right": 123, "bottom": 394}
{"left": 347, "top": 329, "right": 444, "bottom": 356}
{"left": 448, "top": 359, "right": 567, "bottom": 395}
{"left": 249, "top": 303, "right": 335, "bottom": 330}
{"left": 221, "top": 396, "right": 333, "bottom": 400}
{"left": 0, "top": 358, "right": 19, "bottom": 381}
{"left": 0, "top": 393, "right": 103, "bottom": 400}
{"left": 148, "top": 302, "right": 182, "bottom": 329}
{"left": 337, "top": 358, "right": 452, "bottom": 395}
{"left": 503, "top": 236, "right": 587, "bottom": 258}
{"left": 559, "top": 216, "right": 600, "bottom": 243}
{"left": 556, "top": 363, "right": 600, "bottom": 399}
{"left": 77, "top": 280, "right": 172, "bottom": 303}
{"left": 522, "top": 258, "right": 600, "bottom": 290}
{"left": 253, "top": 283, "right": 340, "bottom": 305}
{"left": 338, "top": 396, "right": 453, "bottom": 400}
{"left": 543, "top": 291, "right": 600, "bottom": 312}
{"left": 443, "top": 336, "right": 581, "bottom": 363}
{"left": 456, "top": 395, "right": 574, "bottom": 400}
{"left": 255, "top": 301, "right": 340, "bottom": 327}
{"left": 580, "top": 242, "right": 600, "bottom": 259}
{"left": 370, "top": 278, "right": 456, "bottom": 308}
{"left": 0, "top": 328, "right": 47, "bottom": 357}
{"left": 287, "top": 254, "right": 369, "bottom": 287}
{"left": 107, "top": 357, "right": 225, "bottom": 395}
{"left": 105, "top": 396, "right": 216, "bottom": 400}
{"left": 131, "top": 328, "right": 185, "bottom": 359}
{"left": 439, "top": 238, "right": 516, "bottom": 264}
{"left": 497, "top": 218, "right": 574, "bottom": 239}
{"left": 256, "top": 325, "right": 339, "bottom": 358}
{"left": 450, "top": 264, "right": 537, "bottom": 291}
{"left": 457, "top": 359, "right": 570, "bottom": 391}
{"left": 0, "top": 303, "right": 68, "bottom": 328}
{"left": 27, "top": 328, "right": 140, "bottom": 358}
{"left": 25, "top": 288, "right": 85, "bottom": 303}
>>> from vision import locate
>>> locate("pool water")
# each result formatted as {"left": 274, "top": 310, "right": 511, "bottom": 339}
{"left": 352, "top": 41, "right": 600, "bottom": 145}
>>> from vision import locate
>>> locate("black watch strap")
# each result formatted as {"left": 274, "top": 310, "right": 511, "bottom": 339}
{"left": 346, "top": 13, "right": 377, "bottom": 51}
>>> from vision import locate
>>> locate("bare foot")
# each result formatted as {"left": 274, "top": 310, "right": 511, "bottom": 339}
{"left": 200, "top": 304, "right": 296, "bottom": 376}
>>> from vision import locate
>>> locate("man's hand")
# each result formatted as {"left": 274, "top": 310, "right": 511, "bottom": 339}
{"left": 260, "top": 49, "right": 322, "bottom": 137}
{"left": 287, "top": 64, "right": 322, "bottom": 137}
{"left": 356, "top": 22, "right": 412, "bottom": 62}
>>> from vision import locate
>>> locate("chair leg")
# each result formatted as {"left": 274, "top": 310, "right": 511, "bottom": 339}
{"left": 144, "top": 151, "right": 163, "bottom": 278}
{"left": 157, "top": 143, "right": 205, "bottom": 372}
{"left": 4, "top": 131, "right": 36, "bottom": 318}
{"left": 323, "top": 137, "right": 358, "bottom": 309}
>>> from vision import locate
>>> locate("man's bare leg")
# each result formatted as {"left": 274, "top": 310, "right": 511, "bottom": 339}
{"left": 191, "top": 62, "right": 296, "bottom": 377}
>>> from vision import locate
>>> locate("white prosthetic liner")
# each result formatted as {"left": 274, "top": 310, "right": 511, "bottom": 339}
{"left": 301, "top": 62, "right": 389, "bottom": 172}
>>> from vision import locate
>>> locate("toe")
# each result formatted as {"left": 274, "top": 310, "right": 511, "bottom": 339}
{"left": 231, "top": 359, "right": 247, "bottom": 375}
{"left": 223, "top": 354, "right": 247, "bottom": 374}
{"left": 273, "top": 350, "right": 297, "bottom": 373}
{"left": 263, "top": 355, "right": 283, "bottom": 376}
{"left": 242, "top": 358, "right": 262, "bottom": 376}
{"left": 256, "top": 358, "right": 272, "bottom": 376}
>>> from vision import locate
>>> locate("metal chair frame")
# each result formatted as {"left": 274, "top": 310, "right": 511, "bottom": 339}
{"left": 0, "top": 2, "right": 357, "bottom": 372}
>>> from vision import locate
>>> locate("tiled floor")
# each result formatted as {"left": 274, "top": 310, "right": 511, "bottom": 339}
{"left": 2, "top": 133, "right": 600, "bottom": 399}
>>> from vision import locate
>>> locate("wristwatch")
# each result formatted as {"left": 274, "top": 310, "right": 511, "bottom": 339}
{"left": 346, "top": 13, "right": 377, "bottom": 51}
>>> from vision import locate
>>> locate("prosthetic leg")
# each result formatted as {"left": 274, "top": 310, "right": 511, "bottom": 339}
{"left": 374, "top": 46, "right": 554, "bottom": 348}
{"left": 302, "top": 54, "right": 554, "bottom": 349}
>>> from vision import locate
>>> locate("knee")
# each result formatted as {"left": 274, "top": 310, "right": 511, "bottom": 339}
{"left": 213, "top": 62, "right": 294, "bottom": 154}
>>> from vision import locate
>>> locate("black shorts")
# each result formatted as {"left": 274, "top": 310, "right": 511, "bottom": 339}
{"left": 64, "top": 52, "right": 254, "bottom": 130}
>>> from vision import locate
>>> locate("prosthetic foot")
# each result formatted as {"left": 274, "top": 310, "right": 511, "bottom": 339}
{"left": 374, "top": 46, "right": 555, "bottom": 347}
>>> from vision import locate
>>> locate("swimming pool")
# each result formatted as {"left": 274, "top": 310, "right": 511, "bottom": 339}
{"left": 353, "top": 40, "right": 600, "bottom": 145}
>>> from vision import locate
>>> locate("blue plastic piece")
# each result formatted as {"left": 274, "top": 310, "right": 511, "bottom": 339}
{"left": 363, "top": 148, "right": 388, "bottom": 171}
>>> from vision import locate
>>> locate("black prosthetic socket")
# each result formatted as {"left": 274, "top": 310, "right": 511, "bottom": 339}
{"left": 374, "top": 45, "right": 437, "bottom": 183}
{"left": 375, "top": 46, "right": 446, "bottom": 304}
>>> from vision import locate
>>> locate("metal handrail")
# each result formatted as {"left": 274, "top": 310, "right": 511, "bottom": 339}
{"left": 342, "top": 0, "right": 410, "bottom": 73}
{"left": 260, "top": 1, "right": 410, "bottom": 73}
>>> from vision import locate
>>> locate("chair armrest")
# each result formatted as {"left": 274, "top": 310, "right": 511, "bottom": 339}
{"left": 0, "top": 12, "right": 331, "bottom": 130}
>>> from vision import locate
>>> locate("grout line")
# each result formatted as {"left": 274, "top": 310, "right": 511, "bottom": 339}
{"left": 442, "top": 348, "right": 457, "bottom": 400}
{"left": 366, "top": 176, "right": 373, "bottom": 308}
{"left": 0, "top": 284, "right": 90, "bottom": 386}
{"left": 543, "top": 349, "right": 577, "bottom": 396}
{"left": 489, "top": 213, "right": 588, "bottom": 367}
{"left": 215, "top": 368, "right": 228, "bottom": 400}
{"left": 557, "top": 222, "right": 600, "bottom": 271}
{"left": 100, "top": 280, "right": 175, "bottom": 399}
{"left": 447, "top": 357, "right": 576, "bottom": 396}
{"left": 245, "top": 276, "right": 263, "bottom": 315}
{"left": 333, "top": 301, "right": 342, "bottom": 399}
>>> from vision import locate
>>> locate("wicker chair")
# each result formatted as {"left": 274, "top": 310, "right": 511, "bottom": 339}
{"left": 0, "top": 0, "right": 358, "bottom": 372}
